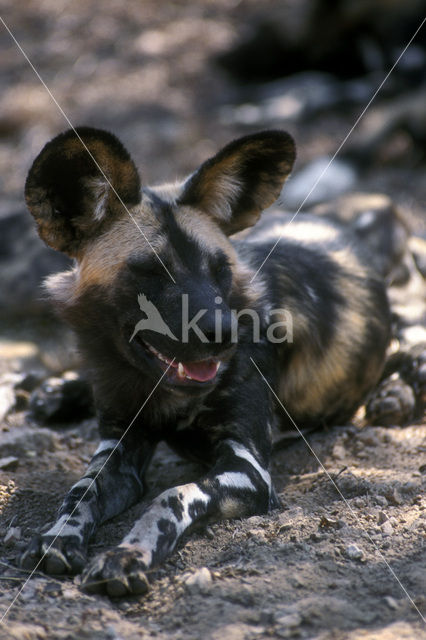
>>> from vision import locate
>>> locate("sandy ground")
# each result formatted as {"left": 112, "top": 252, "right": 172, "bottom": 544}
{"left": 0, "top": 1, "right": 425, "bottom": 638}
{"left": 0, "top": 411, "right": 425, "bottom": 639}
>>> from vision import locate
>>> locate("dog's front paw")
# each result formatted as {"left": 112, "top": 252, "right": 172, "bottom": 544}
{"left": 20, "top": 534, "right": 87, "bottom": 575}
{"left": 81, "top": 546, "right": 150, "bottom": 597}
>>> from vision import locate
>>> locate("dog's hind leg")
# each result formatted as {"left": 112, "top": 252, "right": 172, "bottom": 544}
{"left": 20, "top": 438, "right": 155, "bottom": 576}
{"left": 80, "top": 437, "right": 274, "bottom": 597}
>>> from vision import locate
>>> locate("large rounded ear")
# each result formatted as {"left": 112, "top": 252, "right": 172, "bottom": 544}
{"left": 25, "top": 127, "right": 141, "bottom": 257}
{"left": 179, "top": 130, "right": 295, "bottom": 235}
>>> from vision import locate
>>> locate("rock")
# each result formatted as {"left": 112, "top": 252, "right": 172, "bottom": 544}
{"left": 384, "top": 595, "right": 399, "bottom": 610}
{"left": 377, "top": 511, "right": 388, "bottom": 525}
{"left": 7, "top": 623, "right": 47, "bottom": 639}
{"left": 4, "top": 526, "right": 21, "bottom": 545}
{"left": 183, "top": 567, "right": 212, "bottom": 593}
{"left": 29, "top": 372, "right": 94, "bottom": 424}
{"left": 319, "top": 515, "right": 340, "bottom": 529}
{"left": 344, "top": 543, "right": 364, "bottom": 560}
{"left": 0, "top": 206, "right": 71, "bottom": 313}
{"left": 381, "top": 521, "right": 394, "bottom": 536}
{"left": 374, "top": 495, "right": 388, "bottom": 507}
{"left": 0, "top": 455, "right": 19, "bottom": 470}
{"left": 282, "top": 155, "right": 357, "bottom": 210}
{"left": 43, "top": 582, "right": 62, "bottom": 597}
{"left": 385, "top": 488, "right": 403, "bottom": 506}
{"left": 332, "top": 443, "right": 346, "bottom": 460}
{"left": 246, "top": 515, "right": 265, "bottom": 527}
{"left": 275, "top": 612, "right": 302, "bottom": 638}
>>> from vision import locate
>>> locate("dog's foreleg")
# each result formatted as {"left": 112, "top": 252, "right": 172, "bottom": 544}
{"left": 21, "top": 438, "right": 154, "bottom": 575}
{"left": 81, "top": 437, "right": 275, "bottom": 596}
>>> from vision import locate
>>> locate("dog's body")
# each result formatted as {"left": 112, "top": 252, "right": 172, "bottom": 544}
{"left": 21, "top": 128, "right": 390, "bottom": 596}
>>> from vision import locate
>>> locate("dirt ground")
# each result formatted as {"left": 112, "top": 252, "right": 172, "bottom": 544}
{"left": 0, "top": 1, "right": 426, "bottom": 639}
{"left": 1, "top": 409, "right": 425, "bottom": 639}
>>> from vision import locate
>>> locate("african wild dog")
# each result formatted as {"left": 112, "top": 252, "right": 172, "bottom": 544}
{"left": 21, "top": 127, "right": 390, "bottom": 596}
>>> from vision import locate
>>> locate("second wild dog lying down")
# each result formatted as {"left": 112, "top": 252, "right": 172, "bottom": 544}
{"left": 21, "top": 127, "right": 390, "bottom": 596}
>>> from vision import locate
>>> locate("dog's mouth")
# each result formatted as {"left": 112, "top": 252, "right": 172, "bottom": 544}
{"left": 135, "top": 338, "right": 224, "bottom": 387}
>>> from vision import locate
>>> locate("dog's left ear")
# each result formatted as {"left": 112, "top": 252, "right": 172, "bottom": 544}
{"left": 179, "top": 131, "right": 295, "bottom": 234}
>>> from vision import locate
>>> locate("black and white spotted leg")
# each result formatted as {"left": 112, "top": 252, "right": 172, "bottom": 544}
{"left": 81, "top": 438, "right": 275, "bottom": 596}
{"left": 21, "top": 438, "right": 154, "bottom": 575}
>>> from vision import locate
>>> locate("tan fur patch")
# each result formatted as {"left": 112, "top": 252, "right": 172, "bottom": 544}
{"left": 175, "top": 205, "right": 238, "bottom": 259}
{"left": 183, "top": 135, "right": 294, "bottom": 234}
{"left": 75, "top": 196, "right": 166, "bottom": 293}
{"left": 44, "top": 269, "right": 79, "bottom": 306}
{"left": 278, "top": 268, "right": 372, "bottom": 419}
{"left": 279, "top": 220, "right": 340, "bottom": 244}
{"left": 150, "top": 181, "right": 184, "bottom": 204}
{"left": 219, "top": 497, "right": 245, "bottom": 519}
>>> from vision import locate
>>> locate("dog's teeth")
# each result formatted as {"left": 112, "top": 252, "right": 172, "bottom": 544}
{"left": 215, "top": 362, "right": 221, "bottom": 372}
{"left": 177, "top": 363, "right": 185, "bottom": 378}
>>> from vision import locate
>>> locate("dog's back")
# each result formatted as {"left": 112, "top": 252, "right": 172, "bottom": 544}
{"left": 233, "top": 211, "right": 390, "bottom": 427}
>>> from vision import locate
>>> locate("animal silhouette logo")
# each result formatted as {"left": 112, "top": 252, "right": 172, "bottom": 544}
{"left": 129, "top": 294, "right": 178, "bottom": 342}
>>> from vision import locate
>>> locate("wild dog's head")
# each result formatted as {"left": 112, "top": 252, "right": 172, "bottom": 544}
{"left": 26, "top": 127, "right": 295, "bottom": 393}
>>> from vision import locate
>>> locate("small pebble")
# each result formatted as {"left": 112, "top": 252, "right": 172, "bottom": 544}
{"left": 0, "top": 456, "right": 18, "bottom": 471}
{"left": 386, "top": 488, "right": 403, "bottom": 506}
{"left": 275, "top": 612, "right": 302, "bottom": 637}
{"left": 319, "top": 515, "right": 339, "bottom": 529}
{"left": 276, "top": 612, "right": 302, "bottom": 628}
{"left": 3, "top": 526, "right": 21, "bottom": 545}
{"left": 377, "top": 511, "right": 388, "bottom": 525}
{"left": 345, "top": 543, "right": 363, "bottom": 560}
{"left": 246, "top": 515, "right": 265, "bottom": 527}
{"left": 384, "top": 595, "right": 399, "bottom": 610}
{"left": 353, "top": 497, "right": 365, "bottom": 508}
{"left": 183, "top": 567, "right": 212, "bottom": 593}
{"left": 381, "top": 521, "right": 394, "bottom": 536}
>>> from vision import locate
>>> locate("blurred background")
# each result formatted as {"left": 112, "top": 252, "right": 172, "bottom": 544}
{"left": 0, "top": 0, "right": 425, "bottom": 376}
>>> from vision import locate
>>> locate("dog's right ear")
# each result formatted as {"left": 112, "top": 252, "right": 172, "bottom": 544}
{"left": 25, "top": 127, "right": 141, "bottom": 257}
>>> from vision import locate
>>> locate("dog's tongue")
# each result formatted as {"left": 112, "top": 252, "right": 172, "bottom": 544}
{"left": 182, "top": 360, "right": 218, "bottom": 382}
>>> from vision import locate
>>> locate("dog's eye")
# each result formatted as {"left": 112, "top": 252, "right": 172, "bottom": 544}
{"left": 214, "top": 263, "right": 229, "bottom": 278}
